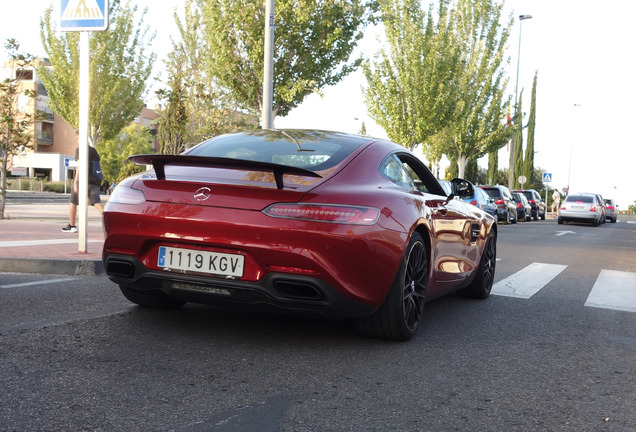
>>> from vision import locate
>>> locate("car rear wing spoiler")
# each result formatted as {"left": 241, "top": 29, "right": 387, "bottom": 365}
{"left": 129, "top": 154, "right": 322, "bottom": 190}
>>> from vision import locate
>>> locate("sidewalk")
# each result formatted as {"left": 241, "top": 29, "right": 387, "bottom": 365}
{"left": 0, "top": 202, "right": 105, "bottom": 276}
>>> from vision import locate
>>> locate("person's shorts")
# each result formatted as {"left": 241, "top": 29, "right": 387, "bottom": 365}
{"left": 70, "top": 185, "right": 102, "bottom": 206}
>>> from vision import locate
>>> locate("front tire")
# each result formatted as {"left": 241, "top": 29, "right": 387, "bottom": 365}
{"left": 355, "top": 232, "right": 427, "bottom": 341}
{"left": 458, "top": 230, "right": 496, "bottom": 299}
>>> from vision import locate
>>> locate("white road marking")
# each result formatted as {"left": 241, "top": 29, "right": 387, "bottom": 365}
{"left": 1, "top": 277, "right": 76, "bottom": 289}
{"left": 555, "top": 230, "right": 576, "bottom": 236}
{"left": 585, "top": 270, "right": 636, "bottom": 313}
{"left": 492, "top": 262, "right": 567, "bottom": 299}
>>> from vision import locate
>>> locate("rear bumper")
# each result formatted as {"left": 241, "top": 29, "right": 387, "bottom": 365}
{"left": 559, "top": 211, "right": 599, "bottom": 223}
{"left": 104, "top": 254, "right": 377, "bottom": 320}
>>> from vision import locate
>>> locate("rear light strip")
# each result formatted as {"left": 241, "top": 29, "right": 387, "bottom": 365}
{"left": 264, "top": 203, "right": 380, "bottom": 225}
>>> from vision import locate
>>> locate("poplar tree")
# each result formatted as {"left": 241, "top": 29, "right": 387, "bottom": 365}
{"left": 523, "top": 72, "right": 538, "bottom": 185}
{"left": 363, "top": 0, "right": 458, "bottom": 151}
{"left": 444, "top": 0, "right": 512, "bottom": 178}
{"left": 38, "top": 0, "right": 155, "bottom": 147}
{"left": 513, "top": 91, "right": 524, "bottom": 189}
{"left": 183, "top": 0, "right": 374, "bottom": 122}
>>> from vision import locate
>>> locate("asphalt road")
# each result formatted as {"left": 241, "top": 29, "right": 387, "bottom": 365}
{"left": 1, "top": 216, "right": 635, "bottom": 431}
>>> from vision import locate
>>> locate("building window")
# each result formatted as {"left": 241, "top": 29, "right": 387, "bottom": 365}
{"left": 16, "top": 69, "right": 34, "bottom": 81}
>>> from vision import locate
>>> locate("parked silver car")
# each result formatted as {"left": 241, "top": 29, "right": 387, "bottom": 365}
{"left": 604, "top": 198, "right": 617, "bottom": 223}
{"left": 558, "top": 193, "right": 604, "bottom": 226}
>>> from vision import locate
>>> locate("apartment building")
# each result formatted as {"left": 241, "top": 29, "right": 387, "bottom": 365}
{"left": 4, "top": 57, "right": 159, "bottom": 182}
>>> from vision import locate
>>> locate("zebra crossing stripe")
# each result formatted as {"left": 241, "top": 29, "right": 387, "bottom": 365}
{"left": 585, "top": 270, "right": 636, "bottom": 313}
{"left": 492, "top": 263, "right": 567, "bottom": 299}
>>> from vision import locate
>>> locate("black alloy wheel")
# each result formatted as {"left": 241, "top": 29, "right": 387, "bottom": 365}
{"left": 459, "top": 229, "right": 496, "bottom": 299}
{"left": 355, "top": 232, "right": 428, "bottom": 341}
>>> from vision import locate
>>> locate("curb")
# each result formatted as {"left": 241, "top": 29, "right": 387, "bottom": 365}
{"left": 0, "top": 257, "right": 104, "bottom": 277}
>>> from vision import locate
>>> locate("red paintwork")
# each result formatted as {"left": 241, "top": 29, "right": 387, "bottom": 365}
{"left": 103, "top": 130, "right": 496, "bottom": 312}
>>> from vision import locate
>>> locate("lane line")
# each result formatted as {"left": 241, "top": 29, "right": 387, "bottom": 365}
{"left": 1, "top": 277, "right": 76, "bottom": 289}
{"left": 585, "top": 269, "right": 636, "bottom": 313}
{"left": 492, "top": 262, "right": 567, "bottom": 299}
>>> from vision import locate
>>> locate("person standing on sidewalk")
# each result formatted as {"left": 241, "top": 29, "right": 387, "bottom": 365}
{"left": 61, "top": 145, "right": 104, "bottom": 233}
{"left": 551, "top": 189, "right": 561, "bottom": 215}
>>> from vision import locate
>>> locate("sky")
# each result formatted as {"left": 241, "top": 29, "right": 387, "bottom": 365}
{"left": 2, "top": 0, "right": 635, "bottom": 209}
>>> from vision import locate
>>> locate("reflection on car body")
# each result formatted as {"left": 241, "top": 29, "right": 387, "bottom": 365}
{"left": 103, "top": 129, "right": 497, "bottom": 341}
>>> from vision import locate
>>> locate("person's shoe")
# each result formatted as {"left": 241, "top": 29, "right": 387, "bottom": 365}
{"left": 61, "top": 224, "right": 78, "bottom": 233}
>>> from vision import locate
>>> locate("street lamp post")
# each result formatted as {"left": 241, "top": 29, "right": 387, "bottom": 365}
{"left": 566, "top": 104, "right": 582, "bottom": 194}
{"left": 508, "top": 14, "right": 532, "bottom": 189}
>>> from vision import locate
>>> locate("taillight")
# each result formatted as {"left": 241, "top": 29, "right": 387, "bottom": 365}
{"left": 470, "top": 200, "right": 478, "bottom": 206}
{"left": 590, "top": 205, "right": 596, "bottom": 212}
{"left": 606, "top": 205, "right": 614, "bottom": 210}
{"left": 517, "top": 202, "right": 523, "bottom": 208}
{"left": 529, "top": 199, "right": 536, "bottom": 205}
{"left": 494, "top": 199, "right": 505, "bottom": 205}
{"left": 263, "top": 203, "right": 380, "bottom": 225}
{"left": 106, "top": 186, "right": 146, "bottom": 205}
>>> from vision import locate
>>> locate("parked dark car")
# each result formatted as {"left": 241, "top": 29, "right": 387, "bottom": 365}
{"left": 103, "top": 129, "right": 498, "bottom": 341}
{"left": 462, "top": 186, "right": 497, "bottom": 218}
{"left": 513, "top": 189, "right": 546, "bottom": 220}
{"left": 512, "top": 192, "right": 532, "bottom": 222}
{"left": 481, "top": 185, "right": 517, "bottom": 224}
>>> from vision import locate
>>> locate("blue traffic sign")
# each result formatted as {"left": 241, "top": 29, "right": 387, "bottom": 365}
{"left": 59, "top": 0, "right": 109, "bottom": 31}
{"left": 542, "top": 172, "right": 552, "bottom": 183}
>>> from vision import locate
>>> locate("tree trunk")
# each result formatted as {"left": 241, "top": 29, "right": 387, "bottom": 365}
{"left": 457, "top": 154, "right": 468, "bottom": 179}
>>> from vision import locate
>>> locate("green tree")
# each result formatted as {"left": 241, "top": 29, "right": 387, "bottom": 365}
{"left": 185, "top": 0, "right": 374, "bottom": 122}
{"left": 444, "top": 0, "right": 513, "bottom": 178}
{"left": 363, "top": 0, "right": 458, "bottom": 151}
{"left": 37, "top": 0, "right": 155, "bottom": 147}
{"left": 97, "top": 123, "right": 154, "bottom": 184}
{"left": 156, "top": 71, "right": 189, "bottom": 155}
{"left": 522, "top": 72, "right": 538, "bottom": 185}
{"left": 487, "top": 150, "right": 498, "bottom": 185}
{"left": 0, "top": 39, "right": 40, "bottom": 220}
{"left": 158, "top": 8, "right": 258, "bottom": 152}
{"left": 513, "top": 91, "right": 524, "bottom": 189}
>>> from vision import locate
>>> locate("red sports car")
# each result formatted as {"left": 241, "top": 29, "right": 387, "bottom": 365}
{"left": 103, "top": 129, "right": 497, "bottom": 340}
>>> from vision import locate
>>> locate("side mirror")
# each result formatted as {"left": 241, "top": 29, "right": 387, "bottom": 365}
{"left": 448, "top": 177, "right": 474, "bottom": 199}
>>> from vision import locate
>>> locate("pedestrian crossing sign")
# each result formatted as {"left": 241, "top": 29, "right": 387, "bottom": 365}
{"left": 59, "top": 0, "right": 109, "bottom": 32}
{"left": 542, "top": 172, "right": 552, "bottom": 183}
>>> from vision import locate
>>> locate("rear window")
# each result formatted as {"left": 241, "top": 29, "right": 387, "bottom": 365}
{"left": 185, "top": 130, "right": 369, "bottom": 171}
{"left": 566, "top": 195, "right": 594, "bottom": 203}
{"left": 482, "top": 188, "right": 501, "bottom": 198}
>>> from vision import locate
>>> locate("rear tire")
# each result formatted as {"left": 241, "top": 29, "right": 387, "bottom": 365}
{"left": 458, "top": 230, "right": 496, "bottom": 299}
{"left": 355, "top": 232, "right": 427, "bottom": 341}
{"left": 119, "top": 285, "right": 185, "bottom": 309}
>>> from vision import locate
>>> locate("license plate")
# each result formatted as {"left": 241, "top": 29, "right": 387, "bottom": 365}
{"left": 158, "top": 246, "right": 244, "bottom": 277}
{"left": 571, "top": 205, "right": 584, "bottom": 210}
